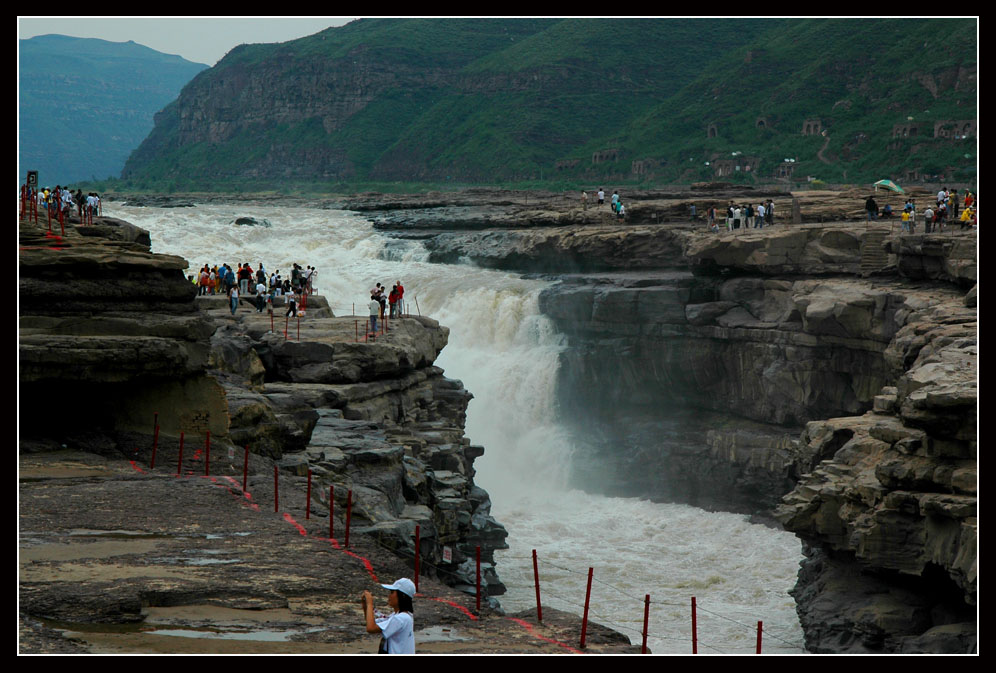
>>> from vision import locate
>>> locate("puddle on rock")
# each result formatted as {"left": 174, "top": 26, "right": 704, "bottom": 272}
{"left": 416, "top": 625, "right": 474, "bottom": 643}
{"left": 144, "top": 626, "right": 326, "bottom": 642}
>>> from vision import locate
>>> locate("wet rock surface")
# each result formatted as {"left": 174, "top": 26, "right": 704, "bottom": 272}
{"left": 18, "top": 451, "right": 637, "bottom": 654}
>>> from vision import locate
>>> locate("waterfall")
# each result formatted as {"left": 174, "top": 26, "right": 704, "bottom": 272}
{"left": 115, "top": 202, "right": 805, "bottom": 653}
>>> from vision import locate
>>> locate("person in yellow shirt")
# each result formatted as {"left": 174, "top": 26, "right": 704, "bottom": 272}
{"left": 960, "top": 207, "right": 975, "bottom": 230}
{"left": 901, "top": 209, "right": 911, "bottom": 233}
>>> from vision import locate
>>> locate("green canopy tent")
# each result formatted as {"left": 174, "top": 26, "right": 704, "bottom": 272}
{"left": 874, "top": 179, "right": 905, "bottom": 194}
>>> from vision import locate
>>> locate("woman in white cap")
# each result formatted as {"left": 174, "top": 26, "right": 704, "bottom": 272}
{"left": 360, "top": 578, "right": 415, "bottom": 653}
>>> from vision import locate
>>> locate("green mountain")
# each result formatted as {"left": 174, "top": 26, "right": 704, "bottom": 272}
{"left": 18, "top": 34, "right": 208, "bottom": 186}
{"left": 120, "top": 18, "right": 977, "bottom": 191}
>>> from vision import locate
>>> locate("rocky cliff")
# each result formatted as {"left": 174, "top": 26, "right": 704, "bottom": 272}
{"left": 364, "top": 188, "right": 977, "bottom": 653}
{"left": 19, "top": 215, "right": 509, "bottom": 600}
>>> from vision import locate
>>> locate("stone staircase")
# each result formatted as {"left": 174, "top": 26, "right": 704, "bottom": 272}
{"left": 859, "top": 229, "right": 891, "bottom": 276}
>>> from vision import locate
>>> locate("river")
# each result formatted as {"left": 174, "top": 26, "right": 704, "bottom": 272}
{"left": 110, "top": 201, "right": 806, "bottom": 654}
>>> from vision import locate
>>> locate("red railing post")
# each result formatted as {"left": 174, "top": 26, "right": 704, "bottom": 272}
{"left": 176, "top": 432, "right": 184, "bottom": 476}
{"left": 756, "top": 621, "right": 763, "bottom": 654}
{"left": 532, "top": 549, "right": 543, "bottom": 622}
{"left": 580, "top": 567, "right": 593, "bottom": 649}
{"left": 691, "top": 596, "right": 698, "bottom": 654}
{"left": 476, "top": 546, "right": 482, "bottom": 613}
{"left": 242, "top": 445, "right": 250, "bottom": 492}
{"left": 414, "top": 525, "right": 421, "bottom": 593}
{"left": 151, "top": 415, "right": 159, "bottom": 469}
{"left": 306, "top": 469, "right": 312, "bottom": 520}
{"left": 345, "top": 490, "right": 353, "bottom": 548}
{"left": 329, "top": 485, "right": 335, "bottom": 540}
{"left": 642, "top": 594, "right": 651, "bottom": 653}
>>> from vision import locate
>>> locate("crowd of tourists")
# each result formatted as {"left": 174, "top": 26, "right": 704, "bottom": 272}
{"left": 581, "top": 188, "right": 627, "bottom": 220}
{"left": 864, "top": 188, "right": 977, "bottom": 232}
{"left": 367, "top": 281, "right": 406, "bottom": 333}
{"left": 190, "top": 261, "right": 318, "bottom": 317}
{"left": 704, "top": 201, "right": 776, "bottom": 233}
{"left": 20, "top": 184, "right": 102, "bottom": 221}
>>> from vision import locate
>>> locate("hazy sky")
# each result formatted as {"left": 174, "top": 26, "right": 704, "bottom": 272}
{"left": 18, "top": 16, "right": 360, "bottom": 66}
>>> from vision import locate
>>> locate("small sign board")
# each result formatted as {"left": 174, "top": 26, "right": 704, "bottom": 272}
{"left": 442, "top": 546, "right": 453, "bottom": 563}
{"left": 26, "top": 171, "right": 38, "bottom": 188}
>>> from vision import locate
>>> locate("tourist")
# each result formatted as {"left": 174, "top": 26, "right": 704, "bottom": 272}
{"left": 286, "top": 291, "right": 298, "bottom": 318}
{"left": 707, "top": 205, "right": 716, "bottom": 231}
{"left": 229, "top": 285, "right": 239, "bottom": 315}
{"left": 745, "top": 203, "right": 754, "bottom": 229}
{"left": 950, "top": 190, "right": 959, "bottom": 220}
{"left": 726, "top": 203, "right": 734, "bottom": 232}
{"left": 689, "top": 203, "right": 696, "bottom": 220}
{"left": 396, "top": 280, "right": 405, "bottom": 316}
{"left": 617, "top": 201, "right": 625, "bottom": 220}
{"left": 597, "top": 188, "right": 605, "bottom": 207}
{"left": 733, "top": 204, "right": 742, "bottom": 230}
{"left": 865, "top": 195, "right": 878, "bottom": 221}
{"left": 756, "top": 202, "right": 766, "bottom": 228}
{"left": 937, "top": 187, "right": 947, "bottom": 207}
{"left": 882, "top": 204, "right": 893, "bottom": 219}
{"left": 923, "top": 205, "right": 934, "bottom": 233}
{"left": 901, "top": 208, "right": 911, "bottom": 233}
{"left": 255, "top": 279, "right": 267, "bottom": 312}
{"left": 766, "top": 200, "right": 774, "bottom": 226}
{"left": 369, "top": 295, "right": 380, "bottom": 334}
{"left": 582, "top": 190, "right": 588, "bottom": 211}
{"left": 959, "top": 207, "right": 975, "bottom": 230}
{"left": 360, "top": 578, "right": 415, "bottom": 654}
{"left": 936, "top": 204, "right": 948, "bottom": 232}
{"left": 389, "top": 285, "right": 400, "bottom": 318}
{"left": 611, "top": 191, "right": 619, "bottom": 212}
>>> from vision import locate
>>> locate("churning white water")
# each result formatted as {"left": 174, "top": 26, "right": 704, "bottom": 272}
{"left": 112, "top": 202, "right": 806, "bottom": 654}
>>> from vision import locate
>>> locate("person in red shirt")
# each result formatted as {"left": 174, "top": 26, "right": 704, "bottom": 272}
{"left": 389, "top": 285, "right": 400, "bottom": 318}
{"left": 395, "top": 280, "right": 405, "bottom": 316}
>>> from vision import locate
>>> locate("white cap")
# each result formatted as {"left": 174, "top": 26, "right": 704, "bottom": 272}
{"left": 381, "top": 578, "right": 416, "bottom": 598}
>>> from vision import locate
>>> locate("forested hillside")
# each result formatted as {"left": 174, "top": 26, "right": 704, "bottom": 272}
{"left": 118, "top": 18, "right": 977, "bottom": 191}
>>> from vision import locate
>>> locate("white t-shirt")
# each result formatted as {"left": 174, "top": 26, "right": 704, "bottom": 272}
{"left": 370, "top": 300, "right": 381, "bottom": 316}
{"left": 376, "top": 612, "right": 414, "bottom": 654}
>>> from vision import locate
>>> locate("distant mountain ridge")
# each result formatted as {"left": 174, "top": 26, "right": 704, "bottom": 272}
{"left": 118, "top": 18, "right": 977, "bottom": 190}
{"left": 19, "top": 34, "right": 208, "bottom": 186}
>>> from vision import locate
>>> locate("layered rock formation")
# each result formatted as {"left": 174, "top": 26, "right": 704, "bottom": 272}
{"left": 365, "top": 190, "right": 977, "bottom": 653}
{"left": 18, "top": 216, "right": 508, "bottom": 599}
